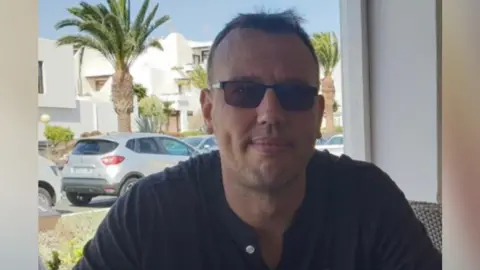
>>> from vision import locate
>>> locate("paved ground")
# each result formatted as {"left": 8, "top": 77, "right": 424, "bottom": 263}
{"left": 54, "top": 196, "right": 116, "bottom": 214}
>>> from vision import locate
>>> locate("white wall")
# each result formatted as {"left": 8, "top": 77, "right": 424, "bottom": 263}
{"left": 79, "top": 32, "right": 195, "bottom": 99}
{"left": 38, "top": 98, "right": 138, "bottom": 140}
{"left": 0, "top": 1, "right": 38, "bottom": 268}
{"left": 340, "top": 0, "right": 440, "bottom": 205}
{"left": 352, "top": 0, "right": 440, "bottom": 202}
{"left": 38, "top": 38, "right": 76, "bottom": 108}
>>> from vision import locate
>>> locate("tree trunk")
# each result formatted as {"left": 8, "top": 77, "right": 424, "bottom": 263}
{"left": 111, "top": 69, "right": 134, "bottom": 132}
{"left": 321, "top": 75, "right": 336, "bottom": 134}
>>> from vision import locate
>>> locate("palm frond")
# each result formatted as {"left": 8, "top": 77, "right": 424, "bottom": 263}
{"left": 187, "top": 65, "right": 208, "bottom": 89}
{"left": 56, "top": 35, "right": 115, "bottom": 65}
{"left": 311, "top": 32, "right": 340, "bottom": 76}
{"left": 56, "top": 0, "right": 170, "bottom": 71}
{"left": 131, "top": 0, "right": 151, "bottom": 36}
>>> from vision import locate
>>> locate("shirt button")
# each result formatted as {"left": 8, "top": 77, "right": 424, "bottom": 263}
{"left": 245, "top": 245, "right": 255, "bottom": 254}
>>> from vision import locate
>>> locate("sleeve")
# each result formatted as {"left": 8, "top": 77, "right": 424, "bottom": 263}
{"left": 73, "top": 178, "right": 155, "bottom": 270}
{"left": 368, "top": 167, "right": 442, "bottom": 270}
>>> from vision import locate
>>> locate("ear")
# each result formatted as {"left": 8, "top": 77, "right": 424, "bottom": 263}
{"left": 200, "top": 89, "right": 214, "bottom": 134}
{"left": 316, "top": 95, "right": 325, "bottom": 138}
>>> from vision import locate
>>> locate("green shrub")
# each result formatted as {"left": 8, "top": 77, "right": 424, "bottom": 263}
{"left": 138, "top": 96, "right": 163, "bottom": 117}
{"left": 46, "top": 238, "right": 85, "bottom": 269}
{"left": 135, "top": 115, "right": 162, "bottom": 133}
{"left": 46, "top": 251, "right": 61, "bottom": 270}
{"left": 44, "top": 125, "right": 74, "bottom": 146}
{"left": 61, "top": 239, "right": 84, "bottom": 265}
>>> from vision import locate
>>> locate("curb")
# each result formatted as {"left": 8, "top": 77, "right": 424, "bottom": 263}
{"left": 61, "top": 208, "right": 110, "bottom": 217}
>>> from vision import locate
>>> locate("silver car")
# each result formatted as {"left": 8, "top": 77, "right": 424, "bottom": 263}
{"left": 61, "top": 133, "right": 200, "bottom": 206}
{"left": 38, "top": 155, "right": 63, "bottom": 211}
{"left": 182, "top": 135, "right": 218, "bottom": 153}
{"left": 315, "top": 134, "right": 344, "bottom": 156}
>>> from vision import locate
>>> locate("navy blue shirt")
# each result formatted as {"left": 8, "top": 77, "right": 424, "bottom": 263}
{"left": 75, "top": 151, "right": 442, "bottom": 270}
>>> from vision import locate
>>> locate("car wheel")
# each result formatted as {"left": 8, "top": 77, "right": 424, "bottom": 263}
{"left": 66, "top": 192, "right": 93, "bottom": 206}
{"left": 38, "top": 187, "right": 53, "bottom": 211}
{"left": 119, "top": 177, "right": 139, "bottom": 197}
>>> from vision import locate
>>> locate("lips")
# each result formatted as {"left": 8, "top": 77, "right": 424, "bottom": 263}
{"left": 250, "top": 138, "right": 291, "bottom": 154}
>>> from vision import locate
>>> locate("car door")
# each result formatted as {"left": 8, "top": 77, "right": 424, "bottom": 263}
{"left": 135, "top": 137, "right": 168, "bottom": 175}
{"left": 154, "top": 137, "right": 196, "bottom": 166}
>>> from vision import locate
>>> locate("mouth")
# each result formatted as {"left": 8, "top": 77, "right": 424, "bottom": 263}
{"left": 249, "top": 138, "right": 292, "bottom": 155}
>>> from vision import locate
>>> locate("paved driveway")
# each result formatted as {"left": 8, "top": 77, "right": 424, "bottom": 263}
{"left": 54, "top": 196, "right": 116, "bottom": 214}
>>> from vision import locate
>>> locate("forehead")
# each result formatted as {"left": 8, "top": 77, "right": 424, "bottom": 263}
{"left": 211, "top": 29, "right": 318, "bottom": 84}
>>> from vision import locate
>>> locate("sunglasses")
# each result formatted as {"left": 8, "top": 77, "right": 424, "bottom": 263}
{"left": 211, "top": 81, "right": 318, "bottom": 111}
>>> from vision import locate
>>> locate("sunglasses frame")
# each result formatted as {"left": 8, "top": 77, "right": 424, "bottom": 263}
{"left": 210, "top": 80, "right": 319, "bottom": 111}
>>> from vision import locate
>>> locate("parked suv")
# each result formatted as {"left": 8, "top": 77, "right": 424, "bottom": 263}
{"left": 61, "top": 133, "right": 200, "bottom": 206}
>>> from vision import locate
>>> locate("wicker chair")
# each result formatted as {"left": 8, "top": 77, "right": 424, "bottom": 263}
{"left": 409, "top": 200, "right": 442, "bottom": 251}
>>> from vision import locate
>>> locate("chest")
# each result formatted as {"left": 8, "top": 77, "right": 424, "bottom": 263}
{"left": 140, "top": 210, "right": 373, "bottom": 270}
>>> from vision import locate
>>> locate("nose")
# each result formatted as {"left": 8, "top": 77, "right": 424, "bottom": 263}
{"left": 256, "top": 88, "right": 287, "bottom": 125}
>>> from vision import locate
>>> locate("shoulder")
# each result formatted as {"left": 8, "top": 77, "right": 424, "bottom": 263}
{"left": 132, "top": 150, "right": 221, "bottom": 202}
{"left": 107, "top": 151, "right": 220, "bottom": 239}
{"left": 312, "top": 151, "right": 408, "bottom": 212}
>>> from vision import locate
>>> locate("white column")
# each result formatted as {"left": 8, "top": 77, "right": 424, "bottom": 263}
{"left": 0, "top": 0, "right": 39, "bottom": 269}
{"left": 179, "top": 109, "right": 189, "bottom": 132}
{"left": 443, "top": 0, "right": 480, "bottom": 268}
{"left": 339, "top": 0, "right": 372, "bottom": 162}
{"left": 344, "top": 0, "right": 440, "bottom": 202}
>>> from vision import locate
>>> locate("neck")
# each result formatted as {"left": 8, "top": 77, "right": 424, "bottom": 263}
{"left": 222, "top": 169, "right": 306, "bottom": 232}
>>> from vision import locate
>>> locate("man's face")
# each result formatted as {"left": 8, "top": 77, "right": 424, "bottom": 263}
{"left": 201, "top": 29, "right": 324, "bottom": 191}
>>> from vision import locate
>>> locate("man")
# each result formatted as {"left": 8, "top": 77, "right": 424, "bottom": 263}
{"left": 75, "top": 10, "right": 441, "bottom": 270}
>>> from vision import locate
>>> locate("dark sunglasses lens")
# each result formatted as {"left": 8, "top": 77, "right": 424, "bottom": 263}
{"left": 222, "top": 82, "right": 265, "bottom": 108}
{"left": 275, "top": 85, "right": 316, "bottom": 111}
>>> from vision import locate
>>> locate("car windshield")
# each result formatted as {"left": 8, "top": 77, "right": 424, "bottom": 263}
{"left": 326, "top": 136, "right": 344, "bottom": 145}
{"left": 183, "top": 137, "right": 205, "bottom": 147}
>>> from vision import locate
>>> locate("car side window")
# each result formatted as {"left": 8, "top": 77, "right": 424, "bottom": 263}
{"left": 137, "top": 138, "right": 161, "bottom": 154}
{"left": 157, "top": 138, "right": 191, "bottom": 156}
{"left": 328, "top": 136, "right": 343, "bottom": 145}
{"left": 204, "top": 137, "right": 217, "bottom": 147}
{"left": 200, "top": 137, "right": 217, "bottom": 150}
{"left": 126, "top": 139, "right": 135, "bottom": 151}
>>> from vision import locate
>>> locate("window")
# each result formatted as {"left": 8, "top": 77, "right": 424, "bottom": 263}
{"left": 38, "top": 61, "right": 44, "bottom": 94}
{"left": 182, "top": 137, "right": 204, "bottom": 147}
{"left": 201, "top": 50, "right": 209, "bottom": 62}
{"left": 125, "top": 139, "right": 135, "bottom": 151}
{"left": 193, "top": 54, "right": 201, "bottom": 65}
{"left": 157, "top": 138, "right": 191, "bottom": 156}
{"left": 137, "top": 138, "right": 161, "bottom": 154}
{"left": 94, "top": 78, "right": 107, "bottom": 91}
{"left": 201, "top": 137, "right": 217, "bottom": 149}
{"left": 72, "top": 140, "right": 119, "bottom": 155}
{"left": 326, "top": 136, "right": 344, "bottom": 145}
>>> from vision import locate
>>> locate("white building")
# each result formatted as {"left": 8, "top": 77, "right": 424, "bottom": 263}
{"left": 38, "top": 32, "right": 343, "bottom": 139}
{"left": 77, "top": 33, "right": 212, "bottom": 132}
{"left": 37, "top": 38, "right": 132, "bottom": 140}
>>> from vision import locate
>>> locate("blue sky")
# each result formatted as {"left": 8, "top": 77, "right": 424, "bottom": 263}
{"left": 39, "top": 0, "right": 340, "bottom": 42}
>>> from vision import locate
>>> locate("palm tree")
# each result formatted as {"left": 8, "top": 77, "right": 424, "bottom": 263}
{"left": 311, "top": 32, "right": 340, "bottom": 134}
{"left": 185, "top": 65, "right": 208, "bottom": 89}
{"left": 173, "top": 65, "right": 208, "bottom": 130}
{"left": 55, "top": 0, "right": 170, "bottom": 132}
{"left": 133, "top": 83, "right": 147, "bottom": 101}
